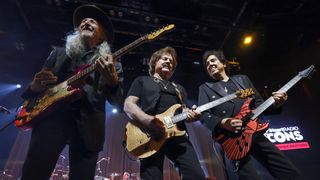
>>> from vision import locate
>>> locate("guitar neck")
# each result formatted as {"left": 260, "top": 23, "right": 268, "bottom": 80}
{"left": 113, "top": 36, "right": 147, "bottom": 59}
{"left": 67, "top": 36, "right": 147, "bottom": 84}
{"left": 251, "top": 74, "right": 303, "bottom": 119}
{"left": 171, "top": 92, "right": 238, "bottom": 124}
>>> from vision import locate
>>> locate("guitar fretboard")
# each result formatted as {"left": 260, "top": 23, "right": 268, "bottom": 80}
{"left": 171, "top": 92, "right": 238, "bottom": 124}
{"left": 251, "top": 74, "right": 303, "bottom": 119}
{"left": 67, "top": 36, "right": 147, "bottom": 84}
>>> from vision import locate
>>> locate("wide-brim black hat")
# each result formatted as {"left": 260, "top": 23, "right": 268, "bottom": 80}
{"left": 73, "top": 4, "right": 114, "bottom": 44}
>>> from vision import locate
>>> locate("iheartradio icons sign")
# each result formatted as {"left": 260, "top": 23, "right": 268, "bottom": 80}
{"left": 264, "top": 126, "right": 310, "bottom": 151}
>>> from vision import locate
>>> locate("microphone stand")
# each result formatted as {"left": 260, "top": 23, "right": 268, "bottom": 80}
{"left": 0, "top": 106, "right": 15, "bottom": 133}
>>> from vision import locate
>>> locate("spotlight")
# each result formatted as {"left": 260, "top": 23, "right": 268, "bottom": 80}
{"left": 16, "top": 84, "right": 22, "bottom": 88}
{"left": 112, "top": 108, "right": 118, "bottom": 114}
{"left": 243, "top": 35, "right": 253, "bottom": 45}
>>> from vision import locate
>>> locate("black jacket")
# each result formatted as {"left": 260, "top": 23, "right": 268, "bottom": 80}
{"left": 198, "top": 74, "right": 279, "bottom": 132}
{"left": 22, "top": 46, "right": 123, "bottom": 151}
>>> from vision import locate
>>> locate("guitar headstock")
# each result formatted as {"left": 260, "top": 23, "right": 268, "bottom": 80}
{"left": 298, "top": 65, "right": 316, "bottom": 79}
{"left": 146, "top": 24, "right": 175, "bottom": 40}
{"left": 236, "top": 88, "right": 255, "bottom": 99}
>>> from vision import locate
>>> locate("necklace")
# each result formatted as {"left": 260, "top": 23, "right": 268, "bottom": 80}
{"left": 153, "top": 77, "right": 171, "bottom": 90}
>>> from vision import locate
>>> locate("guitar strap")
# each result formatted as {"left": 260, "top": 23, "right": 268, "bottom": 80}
{"left": 171, "top": 82, "right": 184, "bottom": 105}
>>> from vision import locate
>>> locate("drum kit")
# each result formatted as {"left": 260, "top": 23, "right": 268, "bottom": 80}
{"left": 95, "top": 172, "right": 140, "bottom": 180}
{"left": 50, "top": 155, "right": 69, "bottom": 180}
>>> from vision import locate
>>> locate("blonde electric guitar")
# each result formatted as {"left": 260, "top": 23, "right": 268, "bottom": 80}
{"left": 15, "top": 24, "right": 175, "bottom": 130}
{"left": 124, "top": 88, "right": 254, "bottom": 158}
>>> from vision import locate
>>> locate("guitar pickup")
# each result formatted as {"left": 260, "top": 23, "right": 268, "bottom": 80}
{"left": 163, "top": 117, "right": 174, "bottom": 128}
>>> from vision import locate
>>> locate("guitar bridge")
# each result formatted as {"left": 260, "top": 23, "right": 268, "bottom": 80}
{"left": 163, "top": 117, "right": 174, "bottom": 128}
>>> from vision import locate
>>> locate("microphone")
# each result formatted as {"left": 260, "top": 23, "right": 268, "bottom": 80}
{"left": 0, "top": 106, "right": 10, "bottom": 114}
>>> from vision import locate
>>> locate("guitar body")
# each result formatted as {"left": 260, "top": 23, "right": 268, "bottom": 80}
{"left": 212, "top": 65, "right": 316, "bottom": 160}
{"left": 212, "top": 98, "right": 269, "bottom": 160}
{"left": 15, "top": 81, "right": 83, "bottom": 130}
{"left": 14, "top": 65, "right": 90, "bottom": 130}
{"left": 124, "top": 104, "right": 186, "bottom": 159}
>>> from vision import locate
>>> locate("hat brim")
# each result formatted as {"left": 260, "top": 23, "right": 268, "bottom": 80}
{"left": 73, "top": 5, "right": 114, "bottom": 44}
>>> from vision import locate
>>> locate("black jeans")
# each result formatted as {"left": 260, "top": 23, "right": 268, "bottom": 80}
{"left": 238, "top": 132, "right": 301, "bottom": 180}
{"left": 21, "top": 113, "right": 98, "bottom": 180}
{"left": 140, "top": 135, "right": 206, "bottom": 180}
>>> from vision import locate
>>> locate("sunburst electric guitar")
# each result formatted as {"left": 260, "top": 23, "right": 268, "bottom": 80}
{"left": 15, "top": 24, "right": 175, "bottom": 130}
{"left": 124, "top": 88, "right": 254, "bottom": 159}
{"left": 213, "top": 65, "right": 315, "bottom": 160}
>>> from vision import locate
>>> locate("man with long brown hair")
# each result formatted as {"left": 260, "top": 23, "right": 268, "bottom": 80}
{"left": 124, "top": 46, "right": 205, "bottom": 180}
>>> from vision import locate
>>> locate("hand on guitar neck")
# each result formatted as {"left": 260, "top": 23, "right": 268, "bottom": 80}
{"left": 184, "top": 105, "right": 202, "bottom": 122}
{"left": 272, "top": 91, "right": 288, "bottom": 108}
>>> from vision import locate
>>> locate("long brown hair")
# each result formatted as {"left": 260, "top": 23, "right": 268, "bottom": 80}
{"left": 148, "top": 46, "right": 177, "bottom": 76}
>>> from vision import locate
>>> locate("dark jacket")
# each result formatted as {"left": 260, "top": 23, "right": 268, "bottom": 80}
{"left": 22, "top": 46, "right": 123, "bottom": 151}
{"left": 198, "top": 74, "right": 279, "bottom": 132}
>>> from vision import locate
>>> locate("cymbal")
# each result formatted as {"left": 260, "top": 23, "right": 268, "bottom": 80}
{"left": 94, "top": 175, "right": 110, "bottom": 180}
{"left": 108, "top": 172, "right": 121, "bottom": 177}
{"left": 131, "top": 173, "right": 140, "bottom": 177}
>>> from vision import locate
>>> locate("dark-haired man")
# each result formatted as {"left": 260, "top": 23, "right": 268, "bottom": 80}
{"left": 198, "top": 50, "right": 301, "bottom": 180}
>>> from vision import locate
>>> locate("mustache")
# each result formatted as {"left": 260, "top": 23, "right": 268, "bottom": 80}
{"left": 81, "top": 24, "right": 94, "bottom": 31}
{"left": 162, "top": 63, "right": 170, "bottom": 68}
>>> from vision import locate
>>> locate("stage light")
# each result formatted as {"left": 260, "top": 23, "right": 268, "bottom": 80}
{"left": 243, "top": 35, "right": 253, "bottom": 45}
{"left": 202, "top": 26, "right": 207, "bottom": 32}
{"left": 145, "top": 16, "right": 151, "bottom": 22}
{"left": 117, "top": 11, "right": 123, "bottom": 17}
{"left": 0, "top": 83, "right": 22, "bottom": 96}
{"left": 112, "top": 108, "right": 118, "bottom": 114}
{"left": 194, "top": 25, "right": 200, "bottom": 31}
{"left": 153, "top": 17, "right": 159, "bottom": 24}
{"left": 109, "top": 10, "right": 115, "bottom": 16}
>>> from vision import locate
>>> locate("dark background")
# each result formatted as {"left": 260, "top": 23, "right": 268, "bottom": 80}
{"left": 0, "top": 0, "right": 319, "bottom": 179}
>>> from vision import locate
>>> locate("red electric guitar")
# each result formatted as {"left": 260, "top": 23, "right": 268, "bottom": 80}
{"left": 212, "top": 65, "right": 315, "bottom": 160}
{"left": 15, "top": 24, "right": 175, "bottom": 130}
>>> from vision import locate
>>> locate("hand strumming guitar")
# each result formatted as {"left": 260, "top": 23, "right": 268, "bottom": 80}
{"left": 146, "top": 116, "right": 166, "bottom": 141}
{"left": 30, "top": 68, "right": 58, "bottom": 92}
{"left": 220, "top": 118, "right": 243, "bottom": 133}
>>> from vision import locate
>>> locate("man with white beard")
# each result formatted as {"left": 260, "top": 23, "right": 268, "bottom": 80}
{"left": 20, "top": 4, "right": 123, "bottom": 180}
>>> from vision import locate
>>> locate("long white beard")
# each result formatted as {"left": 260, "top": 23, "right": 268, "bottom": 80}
{"left": 65, "top": 30, "right": 111, "bottom": 61}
